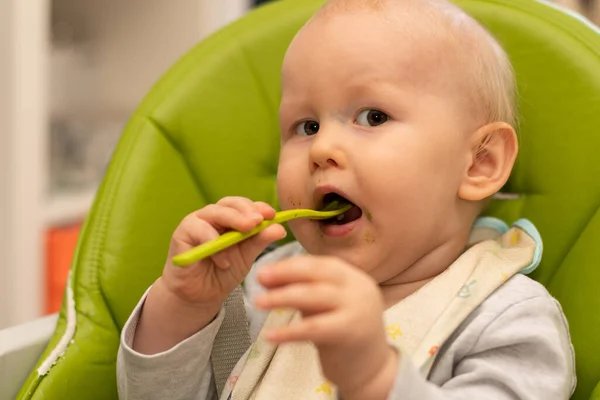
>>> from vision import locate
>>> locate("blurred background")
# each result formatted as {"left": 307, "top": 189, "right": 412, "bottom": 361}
{"left": 0, "top": 0, "right": 597, "bottom": 330}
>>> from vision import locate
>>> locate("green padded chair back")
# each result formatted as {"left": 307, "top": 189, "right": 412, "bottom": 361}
{"left": 18, "top": 0, "right": 600, "bottom": 398}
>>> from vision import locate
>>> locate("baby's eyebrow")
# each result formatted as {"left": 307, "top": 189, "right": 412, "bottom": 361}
{"left": 278, "top": 100, "right": 308, "bottom": 123}
{"left": 279, "top": 98, "right": 297, "bottom": 112}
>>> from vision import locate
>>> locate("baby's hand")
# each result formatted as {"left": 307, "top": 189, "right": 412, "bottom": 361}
{"left": 163, "top": 197, "right": 287, "bottom": 309}
{"left": 133, "top": 197, "right": 286, "bottom": 355}
{"left": 255, "top": 255, "right": 398, "bottom": 399}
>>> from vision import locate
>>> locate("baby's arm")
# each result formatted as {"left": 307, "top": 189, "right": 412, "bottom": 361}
{"left": 117, "top": 286, "right": 225, "bottom": 400}
{"left": 386, "top": 289, "right": 575, "bottom": 399}
{"left": 115, "top": 197, "right": 286, "bottom": 399}
{"left": 115, "top": 242, "right": 298, "bottom": 400}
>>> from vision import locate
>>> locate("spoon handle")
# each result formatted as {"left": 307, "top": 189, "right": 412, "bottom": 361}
{"left": 171, "top": 205, "right": 350, "bottom": 267}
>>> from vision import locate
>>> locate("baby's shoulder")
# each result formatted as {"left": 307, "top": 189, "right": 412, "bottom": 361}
{"left": 477, "top": 273, "right": 557, "bottom": 315}
{"left": 444, "top": 273, "right": 571, "bottom": 361}
{"left": 453, "top": 273, "right": 568, "bottom": 346}
{"left": 434, "top": 275, "right": 576, "bottom": 397}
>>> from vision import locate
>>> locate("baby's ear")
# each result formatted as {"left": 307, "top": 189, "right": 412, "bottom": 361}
{"left": 458, "top": 122, "right": 518, "bottom": 201}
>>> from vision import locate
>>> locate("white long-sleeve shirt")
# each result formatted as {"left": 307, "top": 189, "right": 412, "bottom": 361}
{"left": 117, "top": 242, "right": 576, "bottom": 400}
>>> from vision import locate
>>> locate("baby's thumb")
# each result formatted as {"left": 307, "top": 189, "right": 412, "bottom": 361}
{"left": 240, "top": 224, "right": 287, "bottom": 265}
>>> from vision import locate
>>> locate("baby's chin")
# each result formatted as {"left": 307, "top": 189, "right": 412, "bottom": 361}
{"left": 296, "top": 235, "right": 374, "bottom": 268}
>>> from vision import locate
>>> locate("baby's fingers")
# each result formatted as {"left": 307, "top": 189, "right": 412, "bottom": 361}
{"left": 265, "top": 313, "right": 343, "bottom": 344}
{"left": 194, "top": 204, "right": 262, "bottom": 233}
{"left": 217, "top": 197, "right": 261, "bottom": 219}
{"left": 206, "top": 223, "right": 286, "bottom": 273}
{"left": 253, "top": 201, "right": 278, "bottom": 220}
{"left": 238, "top": 223, "right": 287, "bottom": 266}
{"left": 257, "top": 255, "right": 343, "bottom": 289}
{"left": 254, "top": 283, "right": 338, "bottom": 315}
{"left": 216, "top": 197, "right": 277, "bottom": 221}
{"left": 171, "top": 217, "right": 220, "bottom": 252}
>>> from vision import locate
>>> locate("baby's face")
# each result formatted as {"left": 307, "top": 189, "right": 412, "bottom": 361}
{"left": 277, "top": 9, "right": 474, "bottom": 283}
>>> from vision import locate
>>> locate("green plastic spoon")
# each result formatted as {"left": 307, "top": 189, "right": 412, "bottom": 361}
{"left": 172, "top": 201, "right": 352, "bottom": 267}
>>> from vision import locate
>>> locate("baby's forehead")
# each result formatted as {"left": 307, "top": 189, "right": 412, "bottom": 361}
{"left": 319, "top": 0, "right": 483, "bottom": 43}
{"left": 310, "top": 2, "right": 481, "bottom": 64}
{"left": 290, "top": 2, "right": 479, "bottom": 86}
{"left": 285, "top": 0, "right": 515, "bottom": 127}
{"left": 319, "top": 0, "right": 467, "bottom": 25}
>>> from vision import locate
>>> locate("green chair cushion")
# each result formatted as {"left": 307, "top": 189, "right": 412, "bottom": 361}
{"left": 17, "top": 0, "right": 600, "bottom": 398}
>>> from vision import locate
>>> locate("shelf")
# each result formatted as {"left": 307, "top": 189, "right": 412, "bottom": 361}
{"left": 1, "top": 0, "right": 252, "bottom": 329}
{"left": 45, "top": 188, "right": 96, "bottom": 226}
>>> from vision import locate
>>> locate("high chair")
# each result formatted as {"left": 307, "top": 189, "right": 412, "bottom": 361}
{"left": 1, "top": 0, "right": 599, "bottom": 398}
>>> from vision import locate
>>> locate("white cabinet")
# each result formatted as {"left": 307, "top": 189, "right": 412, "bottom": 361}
{"left": 0, "top": 0, "right": 250, "bottom": 329}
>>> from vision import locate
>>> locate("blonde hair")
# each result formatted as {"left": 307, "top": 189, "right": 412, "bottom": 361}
{"left": 316, "top": 0, "right": 518, "bottom": 129}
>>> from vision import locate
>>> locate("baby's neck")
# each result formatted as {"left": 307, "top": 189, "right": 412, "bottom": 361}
{"left": 379, "top": 235, "right": 469, "bottom": 309}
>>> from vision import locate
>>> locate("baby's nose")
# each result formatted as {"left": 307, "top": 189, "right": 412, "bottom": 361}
{"left": 312, "top": 157, "right": 338, "bottom": 170}
{"left": 308, "top": 126, "right": 347, "bottom": 172}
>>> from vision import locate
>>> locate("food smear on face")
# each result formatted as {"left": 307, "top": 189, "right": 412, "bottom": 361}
{"left": 288, "top": 196, "right": 299, "bottom": 208}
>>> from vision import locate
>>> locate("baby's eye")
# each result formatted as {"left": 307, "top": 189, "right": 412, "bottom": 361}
{"left": 295, "top": 120, "right": 320, "bottom": 136}
{"left": 356, "top": 109, "right": 389, "bottom": 127}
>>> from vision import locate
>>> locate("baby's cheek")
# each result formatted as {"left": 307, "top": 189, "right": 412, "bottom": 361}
{"left": 288, "top": 219, "right": 311, "bottom": 237}
{"left": 276, "top": 166, "right": 298, "bottom": 206}
{"left": 284, "top": 195, "right": 303, "bottom": 209}
{"left": 276, "top": 186, "right": 302, "bottom": 211}
{"left": 275, "top": 179, "right": 292, "bottom": 208}
{"left": 287, "top": 220, "right": 320, "bottom": 251}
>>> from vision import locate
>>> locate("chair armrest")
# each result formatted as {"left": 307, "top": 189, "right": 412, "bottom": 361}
{"left": 0, "top": 314, "right": 58, "bottom": 399}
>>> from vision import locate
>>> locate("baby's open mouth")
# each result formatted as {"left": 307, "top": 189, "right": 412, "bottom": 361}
{"left": 320, "top": 193, "right": 363, "bottom": 225}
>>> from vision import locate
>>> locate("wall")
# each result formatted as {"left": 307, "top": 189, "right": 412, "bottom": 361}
{"left": 0, "top": 0, "right": 49, "bottom": 329}
{"left": 50, "top": 0, "right": 208, "bottom": 119}
{"left": 0, "top": 0, "right": 249, "bottom": 329}
{"left": 0, "top": 0, "right": 13, "bottom": 330}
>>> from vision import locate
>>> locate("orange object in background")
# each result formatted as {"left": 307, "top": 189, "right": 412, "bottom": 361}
{"left": 45, "top": 223, "right": 82, "bottom": 314}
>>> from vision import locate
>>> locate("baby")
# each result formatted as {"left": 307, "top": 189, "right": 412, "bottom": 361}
{"left": 117, "top": 0, "right": 575, "bottom": 399}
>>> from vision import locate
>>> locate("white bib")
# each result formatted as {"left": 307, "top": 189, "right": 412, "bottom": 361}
{"left": 215, "top": 218, "right": 542, "bottom": 400}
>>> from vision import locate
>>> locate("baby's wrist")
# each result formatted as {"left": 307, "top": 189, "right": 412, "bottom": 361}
{"left": 339, "top": 348, "right": 398, "bottom": 400}
{"left": 156, "top": 278, "right": 222, "bottom": 323}
{"left": 131, "top": 279, "right": 222, "bottom": 354}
